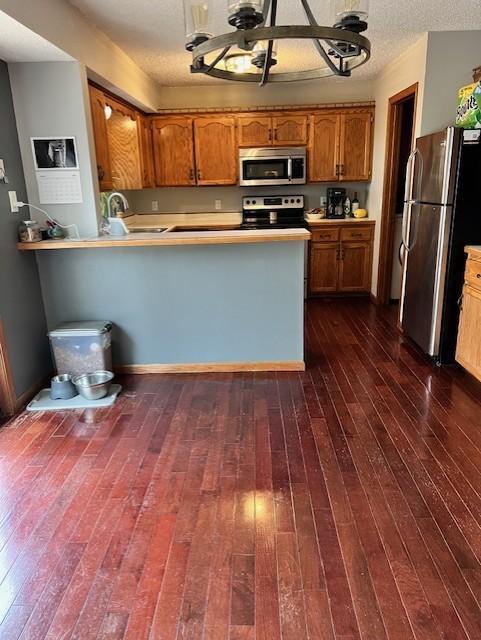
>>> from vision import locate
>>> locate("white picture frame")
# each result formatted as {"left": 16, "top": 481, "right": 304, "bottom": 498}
{"left": 31, "top": 136, "right": 79, "bottom": 171}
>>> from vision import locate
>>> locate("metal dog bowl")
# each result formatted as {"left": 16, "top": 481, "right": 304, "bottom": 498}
{"left": 72, "top": 370, "right": 114, "bottom": 401}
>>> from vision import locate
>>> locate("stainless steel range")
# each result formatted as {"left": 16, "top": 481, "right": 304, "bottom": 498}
{"left": 241, "top": 195, "right": 306, "bottom": 229}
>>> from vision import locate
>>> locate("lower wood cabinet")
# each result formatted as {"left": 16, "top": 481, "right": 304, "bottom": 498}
{"left": 456, "top": 251, "right": 481, "bottom": 380}
{"left": 308, "top": 222, "right": 374, "bottom": 296}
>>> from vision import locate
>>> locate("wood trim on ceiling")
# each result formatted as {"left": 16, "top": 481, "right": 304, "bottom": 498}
{"left": 115, "top": 361, "right": 305, "bottom": 374}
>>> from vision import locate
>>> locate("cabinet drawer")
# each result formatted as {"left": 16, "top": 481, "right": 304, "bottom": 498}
{"left": 311, "top": 228, "right": 340, "bottom": 242}
{"left": 465, "top": 258, "right": 481, "bottom": 290}
{"left": 340, "top": 226, "right": 373, "bottom": 242}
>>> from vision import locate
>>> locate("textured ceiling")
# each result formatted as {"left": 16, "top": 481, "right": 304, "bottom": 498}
{"left": 68, "top": 0, "right": 481, "bottom": 86}
{"left": 0, "top": 11, "right": 72, "bottom": 63}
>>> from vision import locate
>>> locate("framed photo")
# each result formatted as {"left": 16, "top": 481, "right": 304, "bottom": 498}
{"left": 31, "top": 136, "right": 79, "bottom": 170}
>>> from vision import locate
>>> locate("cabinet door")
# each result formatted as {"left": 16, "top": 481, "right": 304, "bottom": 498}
{"left": 237, "top": 115, "right": 272, "bottom": 147}
{"left": 456, "top": 285, "right": 481, "bottom": 380}
{"left": 309, "top": 242, "right": 339, "bottom": 293}
{"left": 105, "top": 97, "right": 143, "bottom": 190}
{"left": 339, "top": 112, "right": 373, "bottom": 181}
{"left": 338, "top": 241, "right": 372, "bottom": 292}
{"left": 88, "top": 86, "right": 113, "bottom": 191}
{"left": 152, "top": 117, "right": 195, "bottom": 186}
{"left": 308, "top": 114, "right": 341, "bottom": 182}
{"left": 273, "top": 115, "right": 308, "bottom": 145}
{"left": 194, "top": 117, "right": 237, "bottom": 185}
{"left": 137, "top": 115, "right": 155, "bottom": 188}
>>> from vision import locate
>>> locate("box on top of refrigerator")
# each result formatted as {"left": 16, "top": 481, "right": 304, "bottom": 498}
{"left": 456, "top": 81, "right": 481, "bottom": 128}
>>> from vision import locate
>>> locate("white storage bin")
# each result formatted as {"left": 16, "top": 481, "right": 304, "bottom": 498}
{"left": 49, "top": 321, "right": 113, "bottom": 376}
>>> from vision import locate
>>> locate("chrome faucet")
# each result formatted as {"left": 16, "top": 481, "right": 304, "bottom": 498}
{"left": 107, "top": 192, "right": 129, "bottom": 218}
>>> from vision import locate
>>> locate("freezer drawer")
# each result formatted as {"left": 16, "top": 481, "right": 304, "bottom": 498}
{"left": 400, "top": 203, "right": 452, "bottom": 356}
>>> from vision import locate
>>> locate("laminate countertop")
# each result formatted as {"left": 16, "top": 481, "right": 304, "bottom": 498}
{"left": 17, "top": 227, "right": 310, "bottom": 250}
{"left": 466, "top": 246, "right": 481, "bottom": 261}
{"left": 305, "top": 217, "right": 375, "bottom": 227}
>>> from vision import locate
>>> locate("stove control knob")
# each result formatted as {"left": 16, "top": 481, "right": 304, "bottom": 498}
{"left": 252, "top": 200, "right": 257, "bottom": 205}
{"left": 296, "top": 198, "right": 301, "bottom": 203}
{"left": 290, "top": 199, "right": 295, "bottom": 203}
{"left": 246, "top": 200, "right": 251, "bottom": 205}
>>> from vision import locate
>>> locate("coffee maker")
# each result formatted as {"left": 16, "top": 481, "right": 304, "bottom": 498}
{"left": 326, "top": 187, "right": 346, "bottom": 219}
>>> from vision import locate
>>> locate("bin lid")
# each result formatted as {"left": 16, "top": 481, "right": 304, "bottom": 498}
{"left": 49, "top": 321, "right": 112, "bottom": 337}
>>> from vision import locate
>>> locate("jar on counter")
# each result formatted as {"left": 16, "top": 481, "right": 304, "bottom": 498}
{"left": 18, "top": 220, "right": 42, "bottom": 243}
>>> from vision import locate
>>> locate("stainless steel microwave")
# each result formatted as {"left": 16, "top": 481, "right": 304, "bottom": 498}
{"left": 239, "top": 147, "right": 307, "bottom": 186}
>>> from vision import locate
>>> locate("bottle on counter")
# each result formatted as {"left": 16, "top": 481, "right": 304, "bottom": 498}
{"left": 352, "top": 192, "right": 360, "bottom": 214}
{"left": 18, "top": 220, "right": 42, "bottom": 243}
{"left": 343, "top": 195, "right": 352, "bottom": 218}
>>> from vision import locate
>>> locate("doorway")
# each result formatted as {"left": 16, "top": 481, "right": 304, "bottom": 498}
{"left": 377, "top": 84, "right": 418, "bottom": 305}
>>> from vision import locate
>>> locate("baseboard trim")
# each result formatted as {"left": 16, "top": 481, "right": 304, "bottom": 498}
{"left": 370, "top": 292, "right": 380, "bottom": 305}
{"left": 115, "top": 361, "right": 305, "bottom": 374}
{"left": 15, "top": 373, "right": 53, "bottom": 413}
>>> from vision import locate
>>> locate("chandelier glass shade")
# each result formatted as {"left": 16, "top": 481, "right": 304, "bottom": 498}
{"left": 183, "top": 0, "right": 371, "bottom": 85}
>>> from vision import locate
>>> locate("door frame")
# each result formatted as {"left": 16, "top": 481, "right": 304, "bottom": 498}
{"left": 0, "top": 319, "right": 16, "bottom": 416}
{"left": 376, "top": 83, "right": 418, "bottom": 305}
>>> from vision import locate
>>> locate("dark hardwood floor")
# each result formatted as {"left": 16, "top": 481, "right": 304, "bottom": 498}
{"left": 1, "top": 298, "right": 481, "bottom": 639}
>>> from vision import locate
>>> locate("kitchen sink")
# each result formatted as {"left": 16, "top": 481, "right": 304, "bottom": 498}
{"left": 167, "top": 226, "right": 240, "bottom": 232}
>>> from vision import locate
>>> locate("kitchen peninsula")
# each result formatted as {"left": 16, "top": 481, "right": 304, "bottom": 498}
{"left": 18, "top": 227, "right": 309, "bottom": 372}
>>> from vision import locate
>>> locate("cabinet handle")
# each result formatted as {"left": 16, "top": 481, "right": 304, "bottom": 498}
{"left": 351, "top": 232, "right": 362, "bottom": 238}
{"left": 189, "top": 168, "right": 194, "bottom": 182}
{"left": 268, "top": 129, "right": 272, "bottom": 141}
{"left": 335, "top": 164, "right": 340, "bottom": 177}
{"left": 197, "top": 168, "right": 201, "bottom": 181}
{"left": 97, "top": 165, "right": 104, "bottom": 180}
{"left": 274, "top": 129, "right": 278, "bottom": 141}
{"left": 477, "top": 273, "right": 481, "bottom": 279}
{"left": 339, "top": 164, "right": 345, "bottom": 175}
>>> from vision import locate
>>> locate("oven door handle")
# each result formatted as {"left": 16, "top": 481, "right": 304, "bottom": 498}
{"left": 288, "top": 157, "right": 293, "bottom": 182}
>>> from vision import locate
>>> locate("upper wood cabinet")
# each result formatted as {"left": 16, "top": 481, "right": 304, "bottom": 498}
{"left": 137, "top": 115, "right": 156, "bottom": 188}
{"left": 339, "top": 112, "right": 373, "bottom": 182}
{"left": 104, "top": 96, "right": 143, "bottom": 190}
{"left": 308, "top": 109, "right": 373, "bottom": 183}
{"left": 272, "top": 115, "right": 308, "bottom": 145}
{"left": 194, "top": 117, "right": 237, "bottom": 185}
{"left": 238, "top": 115, "right": 272, "bottom": 147}
{"left": 237, "top": 113, "right": 308, "bottom": 147}
{"left": 89, "top": 86, "right": 113, "bottom": 191}
{"left": 152, "top": 117, "right": 195, "bottom": 187}
{"left": 308, "top": 113, "right": 340, "bottom": 182}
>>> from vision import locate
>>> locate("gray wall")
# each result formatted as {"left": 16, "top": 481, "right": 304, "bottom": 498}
{"left": 0, "top": 61, "right": 51, "bottom": 398}
{"left": 420, "top": 31, "right": 481, "bottom": 136}
{"left": 126, "top": 183, "right": 369, "bottom": 215}
{"left": 37, "top": 242, "right": 305, "bottom": 365}
{"left": 8, "top": 61, "right": 100, "bottom": 237}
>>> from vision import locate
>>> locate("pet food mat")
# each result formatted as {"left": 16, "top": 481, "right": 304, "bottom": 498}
{"left": 27, "top": 384, "right": 122, "bottom": 411}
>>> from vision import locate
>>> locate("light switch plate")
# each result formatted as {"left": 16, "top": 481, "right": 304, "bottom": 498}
{"left": 8, "top": 191, "right": 19, "bottom": 213}
{"left": 215, "top": 199, "right": 222, "bottom": 210}
{"left": 152, "top": 200, "right": 159, "bottom": 212}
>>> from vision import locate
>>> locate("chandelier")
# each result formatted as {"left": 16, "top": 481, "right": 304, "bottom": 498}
{"left": 183, "top": 0, "right": 371, "bottom": 86}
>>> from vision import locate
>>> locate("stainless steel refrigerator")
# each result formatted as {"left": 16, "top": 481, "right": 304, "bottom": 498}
{"left": 399, "top": 126, "right": 481, "bottom": 363}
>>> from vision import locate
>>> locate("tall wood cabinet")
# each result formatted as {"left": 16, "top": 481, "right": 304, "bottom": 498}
{"left": 104, "top": 96, "right": 143, "bottom": 190}
{"left": 456, "top": 249, "right": 481, "bottom": 381}
{"left": 308, "top": 222, "right": 374, "bottom": 295}
{"left": 89, "top": 86, "right": 113, "bottom": 191}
